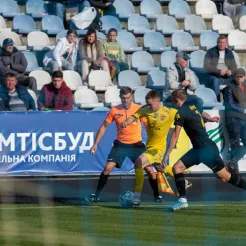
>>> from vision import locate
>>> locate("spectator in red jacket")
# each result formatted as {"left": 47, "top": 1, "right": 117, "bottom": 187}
{"left": 38, "top": 70, "right": 73, "bottom": 111}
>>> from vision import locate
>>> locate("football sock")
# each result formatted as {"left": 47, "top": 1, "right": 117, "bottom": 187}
{"left": 95, "top": 172, "right": 109, "bottom": 197}
{"left": 135, "top": 168, "right": 144, "bottom": 194}
{"left": 174, "top": 173, "right": 186, "bottom": 197}
{"left": 148, "top": 177, "right": 159, "bottom": 197}
{"left": 164, "top": 165, "right": 174, "bottom": 178}
{"left": 228, "top": 174, "right": 246, "bottom": 190}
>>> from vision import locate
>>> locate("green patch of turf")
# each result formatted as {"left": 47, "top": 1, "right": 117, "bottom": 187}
{"left": 0, "top": 202, "right": 246, "bottom": 245}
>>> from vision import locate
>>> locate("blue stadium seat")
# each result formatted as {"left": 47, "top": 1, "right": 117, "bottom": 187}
{"left": 190, "top": 50, "right": 206, "bottom": 69}
{"left": 160, "top": 50, "right": 177, "bottom": 71}
{"left": 194, "top": 87, "right": 222, "bottom": 108}
{"left": 128, "top": 14, "right": 151, "bottom": 35}
{"left": 131, "top": 51, "right": 158, "bottom": 73}
{"left": 184, "top": 15, "right": 207, "bottom": 35}
{"left": 13, "top": 15, "right": 38, "bottom": 34}
{"left": 41, "top": 15, "right": 65, "bottom": 35}
{"left": 156, "top": 14, "right": 179, "bottom": 35}
{"left": 92, "top": 107, "right": 110, "bottom": 111}
{"left": 146, "top": 70, "right": 167, "bottom": 91}
{"left": 26, "top": 0, "right": 47, "bottom": 19}
{"left": 23, "top": 51, "right": 43, "bottom": 73}
{"left": 0, "top": 0, "right": 21, "bottom": 18}
{"left": 134, "top": 87, "right": 151, "bottom": 105}
{"left": 56, "top": 30, "right": 68, "bottom": 42}
{"left": 140, "top": 0, "right": 163, "bottom": 20}
{"left": 172, "top": 31, "right": 199, "bottom": 51}
{"left": 96, "top": 31, "right": 107, "bottom": 40}
{"left": 168, "top": 0, "right": 191, "bottom": 19}
{"left": 100, "top": 15, "right": 122, "bottom": 34}
{"left": 113, "top": 0, "right": 135, "bottom": 20}
{"left": 143, "top": 31, "right": 171, "bottom": 53}
{"left": 200, "top": 30, "right": 219, "bottom": 50}
{"left": 118, "top": 70, "right": 142, "bottom": 90}
{"left": 117, "top": 30, "right": 142, "bottom": 53}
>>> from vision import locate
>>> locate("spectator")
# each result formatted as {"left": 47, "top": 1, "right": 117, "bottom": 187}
{"left": 0, "top": 38, "right": 37, "bottom": 94}
{"left": 79, "top": 29, "right": 109, "bottom": 84}
{"left": 89, "top": 0, "right": 112, "bottom": 24}
{"left": 38, "top": 71, "right": 73, "bottom": 111}
{"left": 224, "top": 68, "right": 246, "bottom": 175}
{"left": 103, "top": 28, "right": 129, "bottom": 81}
{"left": 204, "top": 35, "right": 237, "bottom": 101}
{"left": 43, "top": 29, "right": 79, "bottom": 73}
{"left": 237, "top": 0, "right": 246, "bottom": 23}
{"left": 0, "top": 73, "right": 36, "bottom": 111}
{"left": 167, "top": 51, "right": 198, "bottom": 95}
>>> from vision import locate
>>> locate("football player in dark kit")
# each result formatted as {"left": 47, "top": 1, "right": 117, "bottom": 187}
{"left": 163, "top": 89, "right": 246, "bottom": 211}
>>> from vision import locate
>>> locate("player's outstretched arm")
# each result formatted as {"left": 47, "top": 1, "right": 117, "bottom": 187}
{"left": 202, "top": 111, "right": 220, "bottom": 123}
{"left": 162, "top": 125, "right": 182, "bottom": 166}
{"left": 121, "top": 116, "right": 136, "bottom": 128}
{"left": 91, "top": 121, "right": 109, "bottom": 155}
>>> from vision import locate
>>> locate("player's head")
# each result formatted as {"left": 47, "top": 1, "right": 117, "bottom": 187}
{"left": 171, "top": 89, "right": 187, "bottom": 106}
{"left": 145, "top": 90, "right": 161, "bottom": 112}
{"left": 119, "top": 87, "right": 133, "bottom": 109}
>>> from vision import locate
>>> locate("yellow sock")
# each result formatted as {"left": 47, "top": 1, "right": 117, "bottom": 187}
{"left": 135, "top": 168, "right": 144, "bottom": 193}
{"left": 164, "top": 165, "right": 174, "bottom": 178}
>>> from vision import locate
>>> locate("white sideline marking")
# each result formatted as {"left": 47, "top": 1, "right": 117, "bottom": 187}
{"left": 0, "top": 203, "right": 245, "bottom": 210}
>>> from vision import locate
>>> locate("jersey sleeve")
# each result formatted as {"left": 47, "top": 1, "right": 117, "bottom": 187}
{"left": 170, "top": 108, "right": 178, "bottom": 121}
{"left": 174, "top": 109, "right": 184, "bottom": 127}
{"left": 133, "top": 106, "right": 147, "bottom": 119}
{"left": 104, "top": 108, "right": 114, "bottom": 124}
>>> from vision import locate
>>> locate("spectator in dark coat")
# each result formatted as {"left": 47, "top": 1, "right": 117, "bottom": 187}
{"left": 0, "top": 73, "right": 36, "bottom": 111}
{"left": 0, "top": 38, "right": 37, "bottom": 94}
{"left": 204, "top": 35, "right": 237, "bottom": 101}
{"left": 224, "top": 68, "right": 246, "bottom": 175}
{"left": 38, "top": 70, "right": 73, "bottom": 111}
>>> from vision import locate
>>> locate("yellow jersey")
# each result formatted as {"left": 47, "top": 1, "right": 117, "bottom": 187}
{"left": 133, "top": 106, "right": 177, "bottom": 151}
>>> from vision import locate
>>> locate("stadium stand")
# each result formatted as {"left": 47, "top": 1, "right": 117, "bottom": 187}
{"left": 146, "top": 70, "right": 167, "bottom": 91}
{"left": 239, "top": 16, "right": 246, "bottom": 31}
{"left": 117, "top": 30, "right": 142, "bottom": 53}
{"left": 160, "top": 50, "right": 177, "bottom": 71}
{"left": 128, "top": 14, "right": 151, "bottom": 34}
{"left": 134, "top": 86, "right": 151, "bottom": 105}
{"left": 41, "top": 15, "right": 65, "bottom": 35}
{"left": 62, "top": 71, "right": 83, "bottom": 91}
{"left": 118, "top": 70, "right": 142, "bottom": 90}
{"left": 27, "top": 31, "right": 54, "bottom": 51}
{"left": 195, "top": 0, "right": 218, "bottom": 19}
{"left": 200, "top": 30, "right": 220, "bottom": 50}
{"left": 26, "top": 0, "right": 47, "bottom": 19}
{"left": 23, "top": 51, "right": 43, "bottom": 73}
{"left": 228, "top": 30, "right": 246, "bottom": 51}
{"left": 104, "top": 86, "right": 121, "bottom": 107}
{"left": 29, "top": 70, "right": 51, "bottom": 91}
{"left": 0, "top": 15, "right": 9, "bottom": 31}
{"left": 13, "top": 15, "right": 39, "bottom": 34}
{"left": 113, "top": 0, "right": 136, "bottom": 20}
{"left": 190, "top": 50, "right": 206, "bottom": 69}
{"left": 100, "top": 15, "right": 122, "bottom": 34}
{"left": 156, "top": 14, "right": 180, "bottom": 35}
{"left": 140, "top": 0, "right": 163, "bottom": 20}
{"left": 184, "top": 15, "right": 207, "bottom": 35}
{"left": 212, "top": 15, "right": 234, "bottom": 34}
{"left": 27, "top": 88, "right": 38, "bottom": 108}
{"left": 0, "top": 31, "right": 27, "bottom": 51}
{"left": 168, "top": 0, "right": 191, "bottom": 20}
{"left": 143, "top": 31, "right": 171, "bottom": 53}
{"left": 88, "top": 70, "right": 113, "bottom": 91}
{"left": 0, "top": 0, "right": 21, "bottom": 18}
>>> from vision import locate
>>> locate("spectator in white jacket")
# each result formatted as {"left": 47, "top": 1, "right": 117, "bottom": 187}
{"left": 43, "top": 29, "right": 79, "bottom": 73}
{"left": 167, "top": 51, "right": 198, "bottom": 95}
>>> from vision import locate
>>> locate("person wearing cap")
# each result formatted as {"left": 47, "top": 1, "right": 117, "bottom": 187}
{"left": 0, "top": 38, "right": 37, "bottom": 94}
{"left": 204, "top": 35, "right": 237, "bottom": 101}
{"left": 167, "top": 51, "right": 198, "bottom": 96}
{"left": 224, "top": 67, "right": 246, "bottom": 175}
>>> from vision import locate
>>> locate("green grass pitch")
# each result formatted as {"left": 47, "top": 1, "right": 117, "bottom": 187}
{"left": 0, "top": 201, "right": 246, "bottom": 245}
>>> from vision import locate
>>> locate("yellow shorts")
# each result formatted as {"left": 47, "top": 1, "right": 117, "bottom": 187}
{"left": 142, "top": 148, "right": 165, "bottom": 165}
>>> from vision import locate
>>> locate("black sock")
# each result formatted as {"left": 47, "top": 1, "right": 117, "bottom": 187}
{"left": 228, "top": 174, "right": 246, "bottom": 190}
{"left": 148, "top": 177, "right": 159, "bottom": 197}
{"left": 95, "top": 173, "right": 109, "bottom": 197}
{"left": 174, "top": 173, "right": 186, "bottom": 197}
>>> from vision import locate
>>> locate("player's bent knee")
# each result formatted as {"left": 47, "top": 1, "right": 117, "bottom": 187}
{"left": 173, "top": 161, "right": 185, "bottom": 174}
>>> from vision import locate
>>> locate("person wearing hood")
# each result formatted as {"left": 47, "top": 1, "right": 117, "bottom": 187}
{"left": 0, "top": 38, "right": 37, "bottom": 94}
{"left": 43, "top": 29, "right": 79, "bottom": 73}
{"left": 103, "top": 28, "right": 129, "bottom": 80}
{"left": 38, "top": 70, "right": 73, "bottom": 111}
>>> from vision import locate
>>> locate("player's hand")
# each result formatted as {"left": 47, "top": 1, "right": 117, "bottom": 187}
{"left": 106, "top": 2, "right": 112, "bottom": 6}
{"left": 90, "top": 144, "right": 97, "bottom": 155}
{"left": 121, "top": 121, "right": 128, "bottom": 128}
{"left": 209, "top": 116, "right": 220, "bottom": 123}
{"left": 161, "top": 155, "right": 168, "bottom": 169}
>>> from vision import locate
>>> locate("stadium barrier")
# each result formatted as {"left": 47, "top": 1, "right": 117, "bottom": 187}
{"left": 0, "top": 110, "right": 244, "bottom": 175}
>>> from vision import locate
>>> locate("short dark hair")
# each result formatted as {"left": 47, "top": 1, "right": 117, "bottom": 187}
{"left": 145, "top": 90, "right": 161, "bottom": 101}
{"left": 119, "top": 86, "right": 133, "bottom": 96}
{"left": 171, "top": 89, "right": 187, "bottom": 103}
{"left": 52, "top": 70, "right": 63, "bottom": 79}
{"left": 67, "top": 29, "right": 77, "bottom": 37}
{"left": 4, "top": 72, "right": 16, "bottom": 80}
{"left": 217, "top": 35, "right": 227, "bottom": 42}
{"left": 108, "top": 28, "right": 117, "bottom": 35}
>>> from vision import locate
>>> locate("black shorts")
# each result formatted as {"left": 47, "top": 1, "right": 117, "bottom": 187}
{"left": 180, "top": 142, "right": 225, "bottom": 173}
{"left": 107, "top": 140, "right": 146, "bottom": 168}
